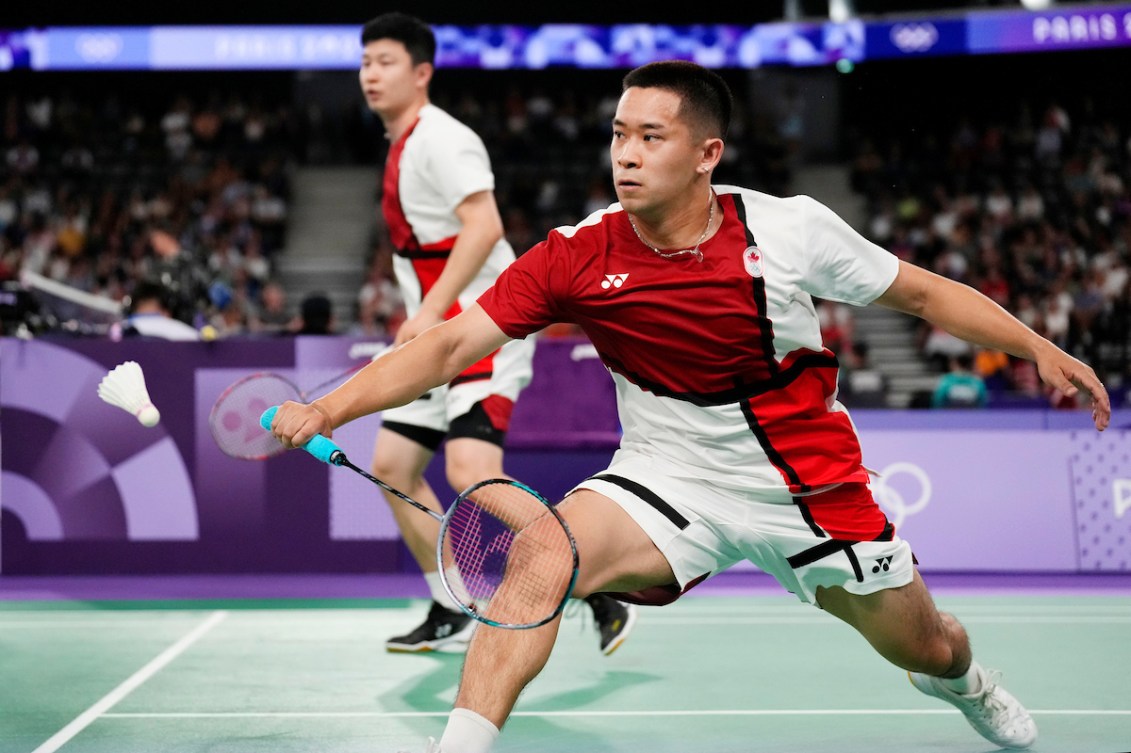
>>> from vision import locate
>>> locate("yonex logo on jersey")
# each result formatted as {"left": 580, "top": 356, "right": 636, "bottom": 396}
{"left": 602, "top": 274, "right": 629, "bottom": 289}
{"left": 872, "top": 556, "right": 893, "bottom": 573}
{"left": 743, "top": 246, "right": 764, "bottom": 278}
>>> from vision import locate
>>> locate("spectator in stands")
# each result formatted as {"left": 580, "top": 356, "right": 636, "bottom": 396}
{"left": 249, "top": 279, "right": 294, "bottom": 335}
{"left": 121, "top": 279, "right": 200, "bottom": 341}
{"left": 837, "top": 341, "right": 888, "bottom": 408}
{"left": 973, "top": 347, "right": 1012, "bottom": 394}
{"left": 295, "top": 291, "right": 335, "bottom": 335}
{"left": 816, "top": 299, "right": 854, "bottom": 356}
{"left": 931, "top": 353, "right": 988, "bottom": 409}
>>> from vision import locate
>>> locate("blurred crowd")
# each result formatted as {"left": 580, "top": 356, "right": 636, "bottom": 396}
{"left": 846, "top": 96, "right": 1131, "bottom": 407}
{"left": 3, "top": 67, "right": 1127, "bottom": 408}
{"left": 0, "top": 69, "right": 790, "bottom": 343}
{"left": 0, "top": 77, "right": 297, "bottom": 337}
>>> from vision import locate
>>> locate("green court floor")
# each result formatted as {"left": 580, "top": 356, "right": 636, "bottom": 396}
{"left": 2, "top": 594, "right": 1129, "bottom": 753}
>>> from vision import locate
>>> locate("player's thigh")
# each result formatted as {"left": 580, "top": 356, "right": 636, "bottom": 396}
{"left": 557, "top": 489, "right": 677, "bottom": 597}
{"left": 444, "top": 437, "right": 505, "bottom": 490}
{"left": 444, "top": 396, "right": 509, "bottom": 490}
{"left": 371, "top": 425, "right": 436, "bottom": 484}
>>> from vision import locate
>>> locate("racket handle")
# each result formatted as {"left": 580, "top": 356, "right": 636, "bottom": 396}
{"left": 259, "top": 406, "right": 344, "bottom": 465}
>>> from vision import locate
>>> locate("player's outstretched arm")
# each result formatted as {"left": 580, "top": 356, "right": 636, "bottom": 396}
{"left": 874, "top": 260, "right": 1110, "bottom": 431}
{"left": 269, "top": 305, "right": 511, "bottom": 448}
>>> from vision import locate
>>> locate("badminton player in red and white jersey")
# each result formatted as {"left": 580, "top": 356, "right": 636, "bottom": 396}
{"left": 356, "top": 12, "right": 635, "bottom": 656}
{"left": 270, "top": 61, "right": 1110, "bottom": 752}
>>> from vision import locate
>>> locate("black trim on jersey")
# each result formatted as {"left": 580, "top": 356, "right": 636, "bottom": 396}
{"left": 792, "top": 496, "right": 827, "bottom": 538}
{"left": 786, "top": 539, "right": 865, "bottom": 583}
{"left": 449, "top": 372, "right": 492, "bottom": 388}
{"left": 589, "top": 473, "right": 690, "bottom": 531}
{"left": 873, "top": 519, "right": 896, "bottom": 542}
{"left": 740, "top": 399, "right": 809, "bottom": 493}
{"left": 732, "top": 195, "right": 778, "bottom": 376}
{"left": 395, "top": 248, "right": 453, "bottom": 259}
{"left": 606, "top": 351, "right": 840, "bottom": 408}
{"left": 381, "top": 420, "right": 446, "bottom": 452}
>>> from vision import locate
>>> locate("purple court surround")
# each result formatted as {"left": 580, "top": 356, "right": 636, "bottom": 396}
{"left": 2, "top": 336, "right": 1129, "bottom": 578}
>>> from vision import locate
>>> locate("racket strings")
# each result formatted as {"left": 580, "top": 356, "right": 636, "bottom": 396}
{"left": 442, "top": 483, "right": 575, "bottom": 626}
{"left": 209, "top": 375, "right": 303, "bottom": 459}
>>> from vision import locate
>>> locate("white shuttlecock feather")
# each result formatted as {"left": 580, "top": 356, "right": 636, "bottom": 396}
{"left": 98, "top": 360, "right": 160, "bottom": 427}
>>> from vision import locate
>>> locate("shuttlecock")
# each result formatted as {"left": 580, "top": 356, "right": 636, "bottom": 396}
{"left": 98, "top": 360, "right": 161, "bottom": 427}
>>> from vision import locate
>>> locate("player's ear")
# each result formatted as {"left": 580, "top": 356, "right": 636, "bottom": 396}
{"left": 415, "top": 61, "right": 434, "bottom": 89}
{"left": 699, "top": 138, "right": 724, "bottom": 175}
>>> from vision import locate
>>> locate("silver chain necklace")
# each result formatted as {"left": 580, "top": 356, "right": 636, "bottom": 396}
{"left": 627, "top": 191, "right": 715, "bottom": 263}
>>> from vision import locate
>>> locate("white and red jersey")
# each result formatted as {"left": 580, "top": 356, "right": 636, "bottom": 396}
{"left": 383, "top": 103, "right": 530, "bottom": 385}
{"left": 383, "top": 103, "right": 517, "bottom": 319}
{"left": 478, "top": 186, "right": 899, "bottom": 495}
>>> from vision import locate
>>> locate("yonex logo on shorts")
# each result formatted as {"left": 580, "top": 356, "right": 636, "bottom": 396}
{"left": 872, "top": 556, "right": 893, "bottom": 573}
{"left": 602, "top": 274, "right": 629, "bottom": 289}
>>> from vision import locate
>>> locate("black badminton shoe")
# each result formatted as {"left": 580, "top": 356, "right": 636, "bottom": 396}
{"left": 586, "top": 594, "right": 638, "bottom": 656}
{"left": 386, "top": 601, "right": 476, "bottom": 653}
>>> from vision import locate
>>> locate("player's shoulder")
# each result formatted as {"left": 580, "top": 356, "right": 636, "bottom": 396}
{"left": 718, "top": 184, "right": 831, "bottom": 234}
{"left": 417, "top": 103, "right": 483, "bottom": 142}
{"left": 549, "top": 202, "right": 622, "bottom": 247}
{"left": 717, "top": 184, "right": 818, "bottom": 213}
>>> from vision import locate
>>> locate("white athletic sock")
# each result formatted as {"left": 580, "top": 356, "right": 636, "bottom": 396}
{"left": 438, "top": 707, "right": 499, "bottom": 753}
{"left": 939, "top": 661, "right": 984, "bottom": 695}
{"left": 425, "top": 571, "right": 459, "bottom": 612}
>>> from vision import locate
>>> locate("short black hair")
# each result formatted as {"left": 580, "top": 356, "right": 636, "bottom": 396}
{"left": 128, "top": 279, "right": 173, "bottom": 315}
{"left": 299, "top": 292, "right": 333, "bottom": 334}
{"left": 360, "top": 12, "right": 436, "bottom": 66}
{"left": 622, "top": 60, "right": 733, "bottom": 140}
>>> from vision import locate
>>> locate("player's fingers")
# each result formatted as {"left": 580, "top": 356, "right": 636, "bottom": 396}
{"left": 271, "top": 401, "right": 311, "bottom": 448}
{"left": 1075, "top": 374, "right": 1111, "bottom": 431}
{"left": 1061, "top": 363, "right": 1111, "bottom": 431}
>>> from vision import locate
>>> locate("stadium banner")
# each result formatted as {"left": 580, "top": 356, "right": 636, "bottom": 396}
{"left": 1, "top": 336, "right": 1127, "bottom": 574}
{"left": 3, "top": 5, "right": 1130, "bottom": 71}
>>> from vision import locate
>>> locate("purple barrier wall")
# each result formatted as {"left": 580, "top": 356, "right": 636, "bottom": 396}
{"left": 1, "top": 336, "right": 1127, "bottom": 574}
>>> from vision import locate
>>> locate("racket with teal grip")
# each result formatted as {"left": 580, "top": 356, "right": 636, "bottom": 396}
{"left": 258, "top": 405, "right": 579, "bottom": 629}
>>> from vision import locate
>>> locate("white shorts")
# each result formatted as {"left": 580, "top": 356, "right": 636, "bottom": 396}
{"left": 382, "top": 337, "right": 534, "bottom": 441}
{"left": 573, "top": 450, "right": 915, "bottom": 606}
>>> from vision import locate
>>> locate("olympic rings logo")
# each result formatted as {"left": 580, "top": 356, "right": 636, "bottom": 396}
{"left": 76, "top": 34, "right": 123, "bottom": 62}
{"left": 872, "top": 461, "right": 932, "bottom": 528}
{"left": 890, "top": 23, "right": 939, "bottom": 53}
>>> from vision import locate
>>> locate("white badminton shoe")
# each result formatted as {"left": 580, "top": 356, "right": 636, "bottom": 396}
{"left": 397, "top": 737, "right": 441, "bottom": 753}
{"left": 909, "top": 666, "right": 1037, "bottom": 749}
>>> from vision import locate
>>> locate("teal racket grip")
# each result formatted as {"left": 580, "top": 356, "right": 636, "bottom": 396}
{"left": 259, "top": 405, "right": 343, "bottom": 465}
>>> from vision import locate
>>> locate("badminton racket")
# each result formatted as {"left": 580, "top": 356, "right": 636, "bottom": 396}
{"left": 209, "top": 362, "right": 370, "bottom": 460}
{"left": 260, "top": 406, "right": 578, "bottom": 629}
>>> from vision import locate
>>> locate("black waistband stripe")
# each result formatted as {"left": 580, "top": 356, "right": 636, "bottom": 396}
{"left": 589, "top": 473, "right": 690, "bottom": 531}
{"left": 786, "top": 539, "right": 867, "bottom": 582}
{"left": 396, "top": 248, "right": 453, "bottom": 259}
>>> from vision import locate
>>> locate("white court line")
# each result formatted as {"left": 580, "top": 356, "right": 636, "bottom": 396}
{"left": 633, "top": 616, "right": 1131, "bottom": 625}
{"left": 30, "top": 610, "right": 228, "bottom": 753}
{"left": 100, "top": 709, "right": 1131, "bottom": 719}
{"left": 0, "top": 619, "right": 219, "bottom": 629}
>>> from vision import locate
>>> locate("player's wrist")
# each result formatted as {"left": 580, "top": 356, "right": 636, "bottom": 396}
{"left": 309, "top": 399, "right": 335, "bottom": 431}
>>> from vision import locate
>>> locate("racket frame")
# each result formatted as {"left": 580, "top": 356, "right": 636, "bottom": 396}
{"left": 210, "top": 362, "right": 369, "bottom": 460}
{"left": 259, "top": 406, "right": 578, "bottom": 629}
{"left": 438, "top": 478, "right": 579, "bottom": 629}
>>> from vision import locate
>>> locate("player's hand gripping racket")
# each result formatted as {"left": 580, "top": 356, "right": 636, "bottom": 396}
{"left": 260, "top": 406, "right": 578, "bottom": 629}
